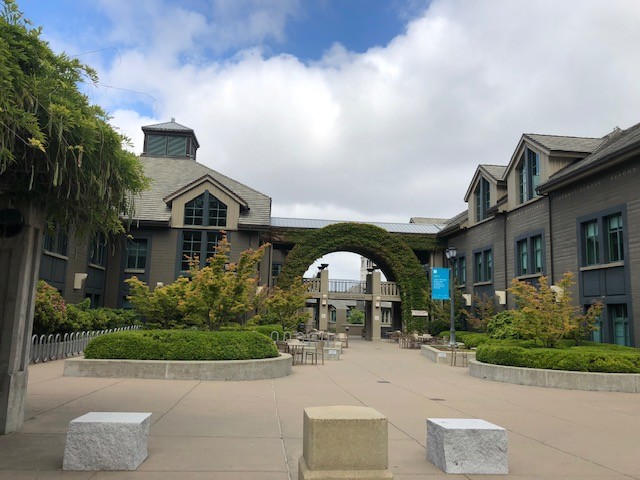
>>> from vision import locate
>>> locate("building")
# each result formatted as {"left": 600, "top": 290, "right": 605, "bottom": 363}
{"left": 39, "top": 119, "right": 640, "bottom": 346}
{"left": 438, "top": 123, "right": 639, "bottom": 346}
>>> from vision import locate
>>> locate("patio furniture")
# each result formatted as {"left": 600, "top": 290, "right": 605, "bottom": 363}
{"left": 305, "top": 340, "right": 325, "bottom": 365}
{"left": 336, "top": 333, "right": 348, "bottom": 348}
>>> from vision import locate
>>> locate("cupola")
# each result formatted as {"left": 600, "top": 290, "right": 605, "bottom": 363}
{"left": 141, "top": 118, "right": 200, "bottom": 160}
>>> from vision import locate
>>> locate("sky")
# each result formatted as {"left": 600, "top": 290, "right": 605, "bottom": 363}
{"left": 17, "top": 0, "right": 640, "bottom": 279}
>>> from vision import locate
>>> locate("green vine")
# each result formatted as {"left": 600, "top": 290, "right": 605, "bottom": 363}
{"left": 275, "top": 223, "right": 433, "bottom": 329}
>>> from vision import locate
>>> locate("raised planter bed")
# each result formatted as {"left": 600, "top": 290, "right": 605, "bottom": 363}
{"left": 469, "top": 359, "right": 640, "bottom": 392}
{"left": 64, "top": 354, "right": 292, "bottom": 381}
{"left": 421, "top": 345, "right": 476, "bottom": 365}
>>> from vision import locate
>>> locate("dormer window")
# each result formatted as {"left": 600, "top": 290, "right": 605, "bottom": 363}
{"left": 146, "top": 134, "right": 193, "bottom": 157}
{"left": 184, "top": 191, "right": 227, "bottom": 227}
{"left": 518, "top": 148, "right": 540, "bottom": 203}
{"left": 474, "top": 177, "right": 490, "bottom": 221}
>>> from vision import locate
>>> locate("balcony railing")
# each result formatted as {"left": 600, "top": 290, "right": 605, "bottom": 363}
{"left": 329, "top": 279, "right": 366, "bottom": 294}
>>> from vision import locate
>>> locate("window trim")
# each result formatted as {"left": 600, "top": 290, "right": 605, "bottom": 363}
{"left": 178, "top": 230, "right": 223, "bottom": 273}
{"left": 474, "top": 177, "right": 491, "bottom": 222}
{"left": 514, "top": 229, "right": 545, "bottom": 278}
{"left": 517, "top": 147, "right": 540, "bottom": 204}
{"left": 577, "top": 205, "right": 627, "bottom": 268}
{"left": 472, "top": 247, "right": 493, "bottom": 284}
{"left": 183, "top": 190, "right": 228, "bottom": 228}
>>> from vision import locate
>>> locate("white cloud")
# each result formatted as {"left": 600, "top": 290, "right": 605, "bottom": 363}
{"left": 62, "top": 1, "right": 640, "bottom": 224}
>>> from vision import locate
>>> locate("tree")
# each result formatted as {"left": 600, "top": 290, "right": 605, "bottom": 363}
{"left": 347, "top": 309, "right": 365, "bottom": 324}
{"left": 463, "top": 293, "right": 496, "bottom": 332}
{"left": 0, "top": 0, "right": 148, "bottom": 236}
{"left": 253, "top": 277, "right": 310, "bottom": 332}
{"left": 126, "top": 276, "right": 190, "bottom": 329}
{"left": 508, "top": 272, "right": 602, "bottom": 347}
{"left": 0, "top": 0, "right": 148, "bottom": 434}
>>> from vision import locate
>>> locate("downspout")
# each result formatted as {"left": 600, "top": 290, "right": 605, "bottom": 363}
{"left": 502, "top": 211, "right": 507, "bottom": 296}
{"left": 547, "top": 194, "right": 554, "bottom": 282}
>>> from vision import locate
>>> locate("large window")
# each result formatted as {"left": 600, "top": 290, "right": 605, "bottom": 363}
{"left": 517, "top": 147, "right": 540, "bottom": 203}
{"left": 184, "top": 191, "right": 227, "bottom": 227}
{"left": 515, "top": 233, "right": 544, "bottom": 276}
{"left": 89, "top": 233, "right": 107, "bottom": 267}
{"left": 126, "top": 238, "right": 148, "bottom": 270}
{"left": 474, "top": 177, "right": 491, "bottom": 222}
{"left": 453, "top": 256, "right": 466, "bottom": 286}
{"left": 181, "top": 231, "right": 222, "bottom": 271}
{"left": 580, "top": 210, "right": 625, "bottom": 266}
{"left": 43, "top": 226, "right": 68, "bottom": 256}
{"left": 474, "top": 248, "right": 492, "bottom": 283}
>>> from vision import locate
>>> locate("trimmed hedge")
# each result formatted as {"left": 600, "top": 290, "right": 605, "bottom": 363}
{"left": 454, "top": 332, "right": 490, "bottom": 348}
{"left": 476, "top": 342, "right": 640, "bottom": 373}
{"left": 219, "top": 323, "right": 287, "bottom": 339}
{"left": 84, "top": 330, "right": 279, "bottom": 361}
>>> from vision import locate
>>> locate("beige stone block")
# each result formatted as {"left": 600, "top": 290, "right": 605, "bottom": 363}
{"left": 299, "top": 406, "right": 393, "bottom": 479}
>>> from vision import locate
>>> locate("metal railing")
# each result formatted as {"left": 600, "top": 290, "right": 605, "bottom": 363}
{"left": 329, "top": 279, "right": 366, "bottom": 294}
{"left": 29, "top": 325, "right": 140, "bottom": 364}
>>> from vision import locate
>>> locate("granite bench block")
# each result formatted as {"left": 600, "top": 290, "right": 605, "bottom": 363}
{"left": 426, "top": 418, "right": 508, "bottom": 474}
{"left": 63, "top": 412, "right": 152, "bottom": 471}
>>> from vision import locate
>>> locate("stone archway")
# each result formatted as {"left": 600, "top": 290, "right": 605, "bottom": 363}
{"left": 276, "top": 222, "right": 429, "bottom": 329}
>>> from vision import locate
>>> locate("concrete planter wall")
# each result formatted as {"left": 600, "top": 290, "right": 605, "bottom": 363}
{"left": 64, "top": 354, "right": 292, "bottom": 381}
{"left": 421, "top": 345, "right": 476, "bottom": 365}
{"left": 469, "top": 359, "right": 640, "bottom": 393}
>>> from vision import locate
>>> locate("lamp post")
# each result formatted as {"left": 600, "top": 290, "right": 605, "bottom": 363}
{"left": 444, "top": 246, "right": 457, "bottom": 346}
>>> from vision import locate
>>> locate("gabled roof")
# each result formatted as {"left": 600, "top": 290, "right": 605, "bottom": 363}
{"left": 130, "top": 156, "right": 271, "bottom": 227}
{"left": 437, "top": 210, "right": 468, "bottom": 236}
{"left": 524, "top": 134, "right": 603, "bottom": 154}
{"left": 463, "top": 164, "right": 506, "bottom": 202}
{"left": 163, "top": 174, "right": 249, "bottom": 210}
{"left": 142, "top": 119, "right": 200, "bottom": 148}
{"left": 538, "top": 123, "right": 640, "bottom": 193}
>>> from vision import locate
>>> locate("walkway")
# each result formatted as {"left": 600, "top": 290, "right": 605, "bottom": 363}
{"left": 1, "top": 339, "right": 639, "bottom": 479}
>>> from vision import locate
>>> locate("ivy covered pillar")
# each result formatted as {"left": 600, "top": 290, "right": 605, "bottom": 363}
{"left": 0, "top": 200, "right": 45, "bottom": 434}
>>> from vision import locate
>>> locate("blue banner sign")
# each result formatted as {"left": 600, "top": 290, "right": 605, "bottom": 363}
{"left": 431, "top": 267, "right": 450, "bottom": 300}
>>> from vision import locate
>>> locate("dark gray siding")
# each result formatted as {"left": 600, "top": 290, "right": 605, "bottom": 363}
{"left": 550, "top": 159, "right": 639, "bottom": 345}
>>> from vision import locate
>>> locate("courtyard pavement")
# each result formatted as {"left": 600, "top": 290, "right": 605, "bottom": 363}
{"left": 1, "top": 338, "right": 639, "bottom": 480}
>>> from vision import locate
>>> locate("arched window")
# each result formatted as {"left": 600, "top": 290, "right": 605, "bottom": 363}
{"left": 184, "top": 191, "right": 227, "bottom": 226}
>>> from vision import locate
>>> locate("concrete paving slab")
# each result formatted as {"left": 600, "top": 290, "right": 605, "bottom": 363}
{"left": 0, "top": 339, "right": 637, "bottom": 480}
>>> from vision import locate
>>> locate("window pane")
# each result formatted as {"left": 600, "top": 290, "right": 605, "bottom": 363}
{"left": 483, "top": 178, "right": 490, "bottom": 212}
{"left": 590, "top": 307, "right": 602, "bottom": 343}
{"left": 606, "top": 214, "right": 624, "bottom": 262}
{"left": 475, "top": 187, "right": 481, "bottom": 222}
{"left": 584, "top": 220, "right": 599, "bottom": 265}
{"left": 460, "top": 257, "right": 466, "bottom": 284}
{"left": 206, "top": 232, "right": 220, "bottom": 260}
{"left": 528, "top": 149, "right": 540, "bottom": 193}
{"left": 208, "top": 195, "right": 228, "bottom": 227}
{"left": 517, "top": 239, "right": 528, "bottom": 275}
{"left": 181, "top": 231, "right": 201, "bottom": 270}
{"left": 127, "top": 239, "right": 147, "bottom": 270}
{"left": 609, "top": 304, "right": 629, "bottom": 346}
{"left": 185, "top": 194, "right": 205, "bottom": 225}
{"left": 475, "top": 252, "right": 482, "bottom": 282}
{"left": 518, "top": 160, "right": 527, "bottom": 203}
{"left": 485, "top": 250, "right": 492, "bottom": 281}
{"left": 533, "top": 235, "right": 543, "bottom": 273}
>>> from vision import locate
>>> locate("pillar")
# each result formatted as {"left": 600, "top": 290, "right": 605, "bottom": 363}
{"left": 0, "top": 200, "right": 44, "bottom": 434}
{"left": 365, "top": 271, "right": 382, "bottom": 341}
{"left": 318, "top": 268, "right": 329, "bottom": 331}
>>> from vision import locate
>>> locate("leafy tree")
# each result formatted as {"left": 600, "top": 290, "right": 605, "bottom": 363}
{"left": 253, "top": 277, "right": 310, "bottom": 332}
{"left": 126, "top": 276, "right": 191, "bottom": 329}
{"left": 508, "top": 272, "right": 602, "bottom": 347}
{"left": 0, "top": 0, "right": 148, "bottom": 236}
{"left": 347, "top": 309, "right": 365, "bottom": 324}
{"left": 179, "top": 235, "right": 268, "bottom": 330}
{"left": 463, "top": 292, "right": 496, "bottom": 332}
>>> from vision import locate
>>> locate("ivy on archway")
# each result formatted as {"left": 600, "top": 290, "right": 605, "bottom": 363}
{"left": 276, "top": 222, "right": 433, "bottom": 329}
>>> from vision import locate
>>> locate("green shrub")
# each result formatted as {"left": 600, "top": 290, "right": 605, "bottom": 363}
{"left": 429, "top": 319, "right": 450, "bottom": 336}
{"left": 33, "top": 280, "right": 67, "bottom": 335}
{"left": 63, "top": 302, "right": 139, "bottom": 333}
{"left": 250, "top": 324, "right": 285, "bottom": 339}
{"left": 476, "top": 342, "right": 640, "bottom": 373}
{"left": 486, "top": 311, "right": 523, "bottom": 340}
{"left": 455, "top": 332, "right": 489, "bottom": 348}
{"left": 84, "top": 330, "right": 279, "bottom": 360}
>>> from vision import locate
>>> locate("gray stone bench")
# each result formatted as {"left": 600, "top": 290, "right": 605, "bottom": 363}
{"left": 426, "top": 418, "right": 508, "bottom": 474}
{"left": 63, "top": 412, "right": 152, "bottom": 471}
